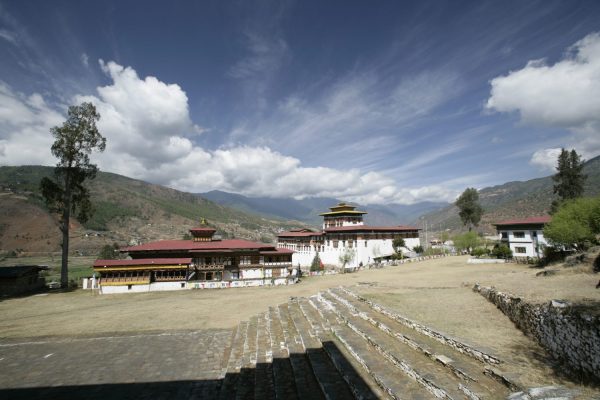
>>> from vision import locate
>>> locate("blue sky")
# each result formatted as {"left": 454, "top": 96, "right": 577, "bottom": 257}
{"left": 1, "top": 1, "right": 599, "bottom": 204}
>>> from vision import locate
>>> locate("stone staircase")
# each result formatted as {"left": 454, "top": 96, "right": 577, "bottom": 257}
{"left": 217, "top": 286, "right": 519, "bottom": 399}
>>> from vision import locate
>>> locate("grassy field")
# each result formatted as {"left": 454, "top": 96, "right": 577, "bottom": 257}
{"left": 0, "top": 255, "right": 95, "bottom": 284}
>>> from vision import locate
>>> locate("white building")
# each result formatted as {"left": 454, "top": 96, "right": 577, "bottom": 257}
{"left": 277, "top": 203, "right": 421, "bottom": 270}
{"left": 93, "top": 226, "right": 297, "bottom": 294}
{"left": 493, "top": 216, "right": 551, "bottom": 259}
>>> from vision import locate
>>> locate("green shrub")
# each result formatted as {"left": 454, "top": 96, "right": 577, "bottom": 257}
{"left": 491, "top": 244, "right": 512, "bottom": 259}
{"left": 453, "top": 231, "right": 481, "bottom": 252}
{"left": 423, "top": 247, "right": 445, "bottom": 256}
{"left": 471, "top": 247, "right": 489, "bottom": 258}
{"left": 538, "top": 246, "right": 569, "bottom": 266}
{"left": 412, "top": 245, "right": 424, "bottom": 254}
{"left": 544, "top": 196, "right": 600, "bottom": 249}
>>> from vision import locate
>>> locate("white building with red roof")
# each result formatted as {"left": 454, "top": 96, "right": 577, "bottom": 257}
{"left": 93, "top": 225, "right": 296, "bottom": 294}
{"left": 493, "top": 216, "right": 552, "bottom": 259}
{"left": 277, "top": 203, "right": 421, "bottom": 269}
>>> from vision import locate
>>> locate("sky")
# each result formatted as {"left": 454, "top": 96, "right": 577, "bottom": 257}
{"left": 1, "top": 0, "right": 600, "bottom": 205}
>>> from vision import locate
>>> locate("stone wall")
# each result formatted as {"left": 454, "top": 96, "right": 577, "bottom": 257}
{"left": 473, "top": 284, "right": 600, "bottom": 381}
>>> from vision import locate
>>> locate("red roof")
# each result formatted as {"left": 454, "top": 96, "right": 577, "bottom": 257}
{"left": 493, "top": 216, "right": 551, "bottom": 226}
{"left": 93, "top": 258, "right": 192, "bottom": 267}
{"left": 278, "top": 231, "right": 324, "bottom": 237}
{"left": 189, "top": 227, "right": 216, "bottom": 232}
{"left": 122, "top": 239, "right": 276, "bottom": 253}
{"left": 324, "top": 225, "right": 419, "bottom": 233}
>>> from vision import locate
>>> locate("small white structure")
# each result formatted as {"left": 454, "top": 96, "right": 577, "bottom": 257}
{"left": 278, "top": 203, "right": 421, "bottom": 270}
{"left": 493, "top": 216, "right": 551, "bottom": 259}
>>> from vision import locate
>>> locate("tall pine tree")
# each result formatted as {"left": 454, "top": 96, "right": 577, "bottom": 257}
{"left": 40, "top": 103, "right": 106, "bottom": 288}
{"left": 551, "top": 149, "right": 586, "bottom": 213}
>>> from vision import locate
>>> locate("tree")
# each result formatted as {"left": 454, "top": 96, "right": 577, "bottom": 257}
{"left": 455, "top": 188, "right": 483, "bottom": 231}
{"left": 310, "top": 253, "right": 323, "bottom": 272}
{"left": 544, "top": 196, "right": 600, "bottom": 250}
{"left": 40, "top": 103, "right": 105, "bottom": 288}
{"left": 392, "top": 237, "right": 405, "bottom": 255}
{"left": 453, "top": 231, "right": 480, "bottom": 253}
{"left": 551, "top": 149, "right": 586, "bottom": 213}
{"left": 338, "top": 248, "right": 355, "bottom": 272}
{"left": 98, "top": 243, "right": 120, "bottom": 260}
{"left": 412, "top": 245, "right": 424, "bottom": 254}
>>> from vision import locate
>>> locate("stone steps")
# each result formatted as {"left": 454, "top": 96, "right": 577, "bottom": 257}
{"left": 338, "top": 287, "right": 501, "bottom": 365}
{"left": 254, "top": 312, "right": 275, "bottom": 399}
{"left": 287, "top": 298, "right": 357, "bottom": 400}
{"left": 320, "top": 290, "right": 496, "bottom": 399}
{"left": 218, "top": 321, "right": 248, "bottom": 400}
{"left": 278, "top": 303, "right": 327, "bottom": 399}
{"left": 328, "top": 287, "right": 510, "bottom": 397}
{"left": 267, "top": 306, "right": 299, "bottom": 400}
{"left": 235, "top": 314, "right": 258, "bottom": 399}
{"left": 216, "top": 286, "right": 517, "bottom": 399}
{"left": 297, "top": 296, "right": 385, "bottom": 400}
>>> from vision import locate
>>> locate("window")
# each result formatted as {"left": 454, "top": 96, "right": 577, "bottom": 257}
{"left": 240, "top": 255, "right": 252, "bottom": 265}
{"left": 513, "top": 232, "right": 525, "bottom": 238}
{"left": 515, "top": 247, "right": 527, "bottom": 254}
{"left": 501, "top": 232, "right": 508, "bottom": 239}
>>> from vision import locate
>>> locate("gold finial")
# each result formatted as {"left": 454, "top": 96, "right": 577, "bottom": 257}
{"left": 200, "top": 217, "right": 207, "bottom": 225}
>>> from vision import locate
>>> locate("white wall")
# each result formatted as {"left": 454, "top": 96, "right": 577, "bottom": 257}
{"left": 287, "top": 237, "right": 421, "bottom": 268}
{"left": 499, "top": 228, "right": 548, "bottom": 258}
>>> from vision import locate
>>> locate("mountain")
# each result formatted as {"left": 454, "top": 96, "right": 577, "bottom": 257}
{"left": 417, "top": 154, "right": 600, "bottom": 235}
{"left": 199, "top": 190, "right": 448, "bottom": 226}
{"left": 0, "top": 166, "right": 305, "bottom": 255}
{"left": 198, "top": 190, "right": 337, "bottom": 226}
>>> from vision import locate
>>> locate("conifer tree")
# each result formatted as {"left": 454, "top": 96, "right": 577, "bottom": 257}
{"left": 40, "top": 103, "right": 106, "bottom": 288}
{"left": 310, "top": 253, "right": 322, "bottom": 271}
{"left": 551, "top": 149, "right": 586, "bottom": 213}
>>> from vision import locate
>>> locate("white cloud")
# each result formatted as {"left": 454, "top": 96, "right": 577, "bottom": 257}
{"left": 0, "top": 82, "right": 63, "bottom": 166}
{"left": 74, "top": 60, "right": 202, "bottom": 167}
{"left": 0, "top": 29, "right": 17, "bottom": 45}
{"left": 0, "top": 61, "right": 460, "bottom": 205}
{"left": 529, "top": 148, "right": 561, "bottom": 171}
{"left": 231, "top": 69, "right": 461, "bottom": 160}
{"left": 80, "top": 53, "right": 89, "bottom": 67}
{"left": 486, "top": 32, "right": 600, "bottom": 159}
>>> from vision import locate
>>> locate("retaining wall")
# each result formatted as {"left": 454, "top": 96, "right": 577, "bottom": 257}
{"left": 473, "top": 284, "right": 600, "bottom": 381}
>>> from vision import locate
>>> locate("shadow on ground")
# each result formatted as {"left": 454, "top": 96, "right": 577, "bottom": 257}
{"left": 0, "top": 341, "right": 377, "bottom": 400}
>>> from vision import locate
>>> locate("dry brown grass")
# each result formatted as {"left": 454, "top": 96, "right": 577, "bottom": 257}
{"left": 1, "top": 255, "right": 598, "bottom": 393}
{"left": 1, "top": 256, "right": 598, "bottom": 339}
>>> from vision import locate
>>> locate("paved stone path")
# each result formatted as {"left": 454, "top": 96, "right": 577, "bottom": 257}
{"left": 0, "top": 330, "right": 231, "bottom": 399}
